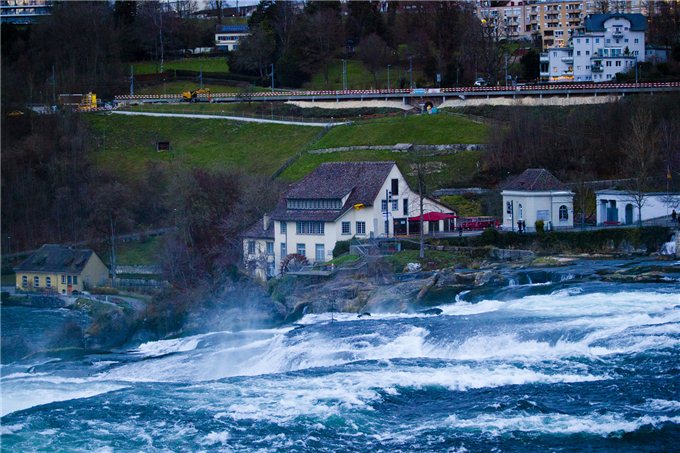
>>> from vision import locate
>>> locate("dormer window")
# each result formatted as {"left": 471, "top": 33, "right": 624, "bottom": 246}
{"left": 287, "top": 199, "right": 342, "bottom": 210}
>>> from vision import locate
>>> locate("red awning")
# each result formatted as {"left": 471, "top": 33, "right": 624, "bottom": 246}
{"left": 407, "top": 212, "right": 457, "bottom": 222}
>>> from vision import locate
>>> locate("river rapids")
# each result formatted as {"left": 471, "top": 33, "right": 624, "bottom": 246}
{"left": 2, "top": 259, "right": 679, "bottom": 451}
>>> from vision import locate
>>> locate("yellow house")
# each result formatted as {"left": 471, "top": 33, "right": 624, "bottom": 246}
{"left": 14, "top": 244, "right": 109, "bottom": 295}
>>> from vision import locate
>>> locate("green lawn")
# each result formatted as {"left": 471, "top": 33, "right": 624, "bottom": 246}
{"left": 304, "top": 59, "right": 426, "bottom": 90}
{"left": 312, "top": 114, "right": 488, "bottom": 149}
{"left": 280, "top": 149, "right": 484, "bottom": 189}
{"left": 126, "top": 103, "right": 255, "bottom": 115}
{"left": 137, "top": 81, "right": 252, "bottom": 96}
{"left": 86, "top": 113, "right": 320, "bottom": 178}
{"left": 101, "top": 237, "right": 163, "bottom": 266}
{"left": 131, "top": 57, "right": 230, "bottom": 75}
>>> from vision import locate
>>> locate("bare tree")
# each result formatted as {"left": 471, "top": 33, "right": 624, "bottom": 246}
{"left": 209, "top": 0, "right": 223, "bottom": 24}
{"left": 301, "top": 7, "right": 342, "bottom": 86}
{"left": 356, "top": 33, "right": 392, "bottom": 88}
{"left": 621, "top": 104, "right": 660, "bottom": 226}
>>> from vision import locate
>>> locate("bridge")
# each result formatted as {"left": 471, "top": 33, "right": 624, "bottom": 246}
{"left": 114, "top": 81, "right": 680, "bottom": 107}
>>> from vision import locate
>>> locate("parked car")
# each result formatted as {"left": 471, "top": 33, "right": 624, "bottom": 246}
{"left": 474, "top": 78, "right": 488, "bottom": 86}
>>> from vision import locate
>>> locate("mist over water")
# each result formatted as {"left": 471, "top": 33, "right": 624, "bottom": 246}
{"left": 2, "top": 260, "right": 679, "bottom": 451}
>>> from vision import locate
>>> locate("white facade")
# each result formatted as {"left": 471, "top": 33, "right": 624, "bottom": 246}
{"left": 596, "top": 190, "right": 680, "bottom": 225}
{"left": 501, "top": 190, "right": 575, "bottom": 231}
{"left": 215, "top": 25, "right": 249, "bottom": 51}
{"left": 267, "top": 164, "right": 453, "bottom": 276}
{"left": 243, "top": 237, "right": 275, "bottom": 281}
{"left": 543, "top": 14, "right": 646, "bottom": 82}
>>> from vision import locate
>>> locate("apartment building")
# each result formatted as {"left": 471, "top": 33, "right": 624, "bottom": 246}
{"left": 475, "top": 0, "right": 648, "bottom": 48}
{"left": 541, "top": 13, "right": 646, "bottom": 82}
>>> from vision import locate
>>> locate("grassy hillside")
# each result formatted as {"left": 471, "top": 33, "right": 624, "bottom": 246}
{"left": 85, "top": 110, "right": 488, "bottom": 188}
{"left": 86, "top": 113, "right": 321, "bottom": 178}
{"left": 131, "top": 57, "right": 230, "bottom": 75}
{"left": 303, "top": 59, "right": 426, "bottom": 90}
{"left": 280, "top": 149, "right": 484, "bottom": 189}
{"left": 312, "top": 114, "right": 488, "bottom": 148}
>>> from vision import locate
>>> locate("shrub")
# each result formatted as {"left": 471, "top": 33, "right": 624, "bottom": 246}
{"left": 333, "top": 240, "right": 351, "bottom": 257}
{"left": 535, "top": 220, "right": 545, "bottom": 234}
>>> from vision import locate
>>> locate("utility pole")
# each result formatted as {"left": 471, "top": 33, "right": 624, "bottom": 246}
{"left": 200, "top": 64, "right": 203, "bottom": 89}
{"left": 51, "top": 64, "right": 56, "bottom": 107}
{"left": 158, "top": 3, "right": 164, "bottom": 73}
{"left": 342, "top": 59, "right": 347, "bottom": 90}
{"left": 271, "top": 63, "right": 275, "bottom": 91}
{"left": 635, "top": 56, "right": 638, "bottom": 84}
{"left": 387, "top": 64, "right": 391, "bottom": 90}
{"left": 130, "top": 65, "right": 134, "bottom": 96}
{"left": 505, "top": 53, "right": 509, "bottom": 88}
{"left": 409, "top": 56, "right": 413, "bottom": 89}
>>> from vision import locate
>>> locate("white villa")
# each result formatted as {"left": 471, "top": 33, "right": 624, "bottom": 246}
{"left": 596, "top": 190, "right": 680, "bottom": 225}
{"left": 501, "top": 169, "right": 574, "bottom": 232}
{"left": 541, "top": 13, "right": 646, "bottom": 83}
{"left": 243, "top": 161, "right": 454, "bottom": 278}
{"left": 215, "top": 24, "right": 249, "bottom": 52}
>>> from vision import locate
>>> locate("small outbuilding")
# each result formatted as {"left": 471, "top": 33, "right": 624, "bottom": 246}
{"left": 596, "top": 190, "right": 680, "bottom": 225}
{"left": 501, "top": 169, "right": 574, "bottom": 232}
{"left": 14, "top": 244, "right": 109, "bottom": 294}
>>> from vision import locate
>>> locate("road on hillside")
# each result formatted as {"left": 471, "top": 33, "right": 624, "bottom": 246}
{"left": 110, "top": 110, "right": 350, "bottom": 127}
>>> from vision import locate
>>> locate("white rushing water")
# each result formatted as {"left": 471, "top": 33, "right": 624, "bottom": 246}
{"left": 2, "top": 287, "right": 678, "bottom": 419}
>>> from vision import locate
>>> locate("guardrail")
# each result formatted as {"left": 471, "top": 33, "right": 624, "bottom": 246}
{"left": 114, "top": 81, "right": 680, "bottom": 104}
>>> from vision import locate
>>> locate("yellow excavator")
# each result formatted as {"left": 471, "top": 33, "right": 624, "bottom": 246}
{"left": 181, "top": 88, "right": 210, "bottom": 102}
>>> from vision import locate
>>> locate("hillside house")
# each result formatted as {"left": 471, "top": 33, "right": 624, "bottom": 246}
{"left": 215, "top": 24, "right": 249, "bottom": 51}
{"left": 501, "top": 169, "right": 574, "bottom": 232}
{"left": 244, "top": 161, "right": 454, "bottom": 277}
{"left": 14, "top": 244, "right": 109, "bottom": 294}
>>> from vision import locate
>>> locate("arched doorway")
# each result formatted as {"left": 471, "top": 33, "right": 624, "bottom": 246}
{"left": 625, "top": 204, "right": 634, "bottom": 225}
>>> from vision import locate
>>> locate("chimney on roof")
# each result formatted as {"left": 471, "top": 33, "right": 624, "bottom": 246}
{"left": 263, "top": 214, "right": 270, "bottom": 231}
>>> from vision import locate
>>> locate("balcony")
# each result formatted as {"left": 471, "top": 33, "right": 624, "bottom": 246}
{"left": 561, "top": 55, "right": 573, "bottom": 63}
{"left": 540, "top": 53, "right": 550, "bottom": 63}
{"left": 592, "top": 65, "right": 604, "bottom": 73}
{"left": 612, "top": 30, "right": 623, "bottom": 38}
{"left": 540, "top": 70, "right": 550, "bottom": 77}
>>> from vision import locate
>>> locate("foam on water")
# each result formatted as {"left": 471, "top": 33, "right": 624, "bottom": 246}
{"left": 185, "top": 364, "right": 605, "bottom": 424}
{"left": 446, "top": 413, "right": 680, "bottom": 436}
{"left": 1, "top": 378, "right": 127, "bottom": 416}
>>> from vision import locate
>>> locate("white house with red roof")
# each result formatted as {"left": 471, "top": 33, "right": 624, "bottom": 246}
{"left": 243, "top": 161, "right": 454, "bottom": 277}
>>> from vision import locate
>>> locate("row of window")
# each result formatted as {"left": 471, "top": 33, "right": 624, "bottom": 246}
{"left": 247, "top": 241, "right": 274, "bottom": 255}
{"left": 21, "top": 274, "right": 78, "bottom": 288}
{"left": 216, "top": 35, "right": 241, "bottom": 42}
{"left": 341, "top": 221, "right": 367, "bottom": 236}
{"left": 505, "top": 204, "right": 569, "bottom": 221}
{"left": 293, "top": 243, "right": 326, "bottom": 261}
{"left": 381, "top": 198, "right": 409, "bottom": 215}
{"left": 575, "top": 37, "right": 639, "bottom": 45}
{"left": 287, "top": 198, "right": 342, "bottom": 210}
{"left": 297, "top": 221, "right": 325, "bottom": 235}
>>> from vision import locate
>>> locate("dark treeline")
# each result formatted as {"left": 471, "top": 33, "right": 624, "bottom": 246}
{"left": 232, "top": 1, "right": 504, "bottom": 88}
{"left": 484, "top": 95, "right": 680, "bottom": 182}
{"left": 1, "top": 113, "right": 281, "bottom": 290}
{"left": 1, "top": 1, "right": 216, "bottom": 107}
